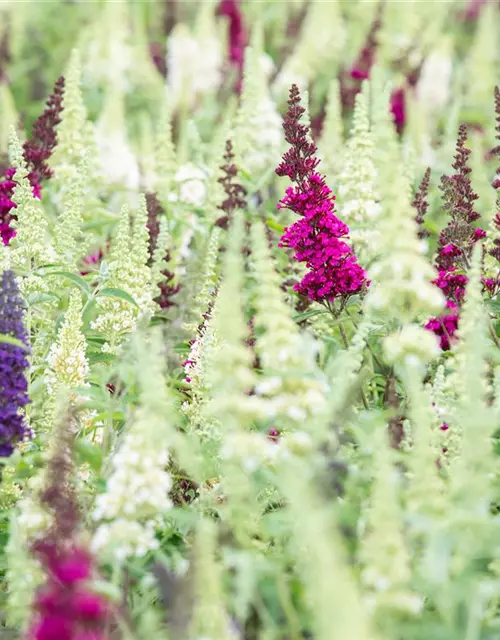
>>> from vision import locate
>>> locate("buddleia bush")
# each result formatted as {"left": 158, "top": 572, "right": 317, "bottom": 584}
{"left": 1, "top": 1, "right": 500, "bottom": 639}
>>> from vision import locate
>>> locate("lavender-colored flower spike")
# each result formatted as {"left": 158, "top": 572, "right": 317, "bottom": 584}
{"left": 0, "top": 269, "right": 30, "bottom": 455}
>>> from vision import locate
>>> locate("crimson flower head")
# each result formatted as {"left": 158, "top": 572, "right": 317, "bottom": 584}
{"left": 426, "top": 125, "right": 485, "bottom": 350}
{"left": 145, "top": 191, "right": 163, "bottom": 261}
{"left": 217, "top": 0, "right": 247, "bottom": 89}
{"left": 276, "top": 85, "right": 369, "bottom": 307}
{"left": 28, "top": 414, "right": 112, "bottom": 640}
{"left": 0, "top": 76, "right": 65, "bottom": 245}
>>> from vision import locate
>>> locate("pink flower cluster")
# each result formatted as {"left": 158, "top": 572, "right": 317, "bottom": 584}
{"left": 276, "top": 85, "right": 368, "bottom": 307}
{"left": 425, "top": 125, "right": 487, "bottom": 350}
{"left": 278, "top": 174, "right": 368, "bottom": 302}
{"left": 217, "top": 0, "right": 247, "bottom": 90}
{"left": 0, "top": 76, "right": 64, "bottom": 245}
{"left": 29, "top": 543, "right": 110, "bottom": 640}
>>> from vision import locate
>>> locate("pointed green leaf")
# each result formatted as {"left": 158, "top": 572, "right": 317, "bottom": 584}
{"left": 41, "top": 271, "right": 92, "bottom": 296}
{"left": 0, "top": 334, "right": 29, "bottom": 351}
{"left": 96, "top": 288, "right": 139, "bottom": 309}
{"left": 75, "top": 439, "right": 104, "bottom": 472}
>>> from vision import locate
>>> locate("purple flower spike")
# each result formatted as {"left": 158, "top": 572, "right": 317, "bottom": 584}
{"left": 0, "top": 269, "right": 30, "bottom": 456}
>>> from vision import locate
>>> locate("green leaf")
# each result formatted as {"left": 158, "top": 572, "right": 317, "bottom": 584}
{"left": 87, "top": 352, "right": 117, "bottom": 364}
{"left": 41, "top": 271, "right": 92, "bottom": 296}
{"left": 27, "top": 292, "right": 60, "bottom": 307}
{"left": 82, "top": 298, "right": 98, "bottom": 326}
{"left": 0, "top": 334, "right": 29, "bottom": 351}
{"left": 75, "top": 439, "right": 104, "bottom": 472}
{"left": 292, "top": 309, "right": 328, "bottom": 323}
{"left": 266, "top": 218, "right": 285, "bottom": 233}
{"left": 96, "top": 288, "right": 139, "bottom": 308}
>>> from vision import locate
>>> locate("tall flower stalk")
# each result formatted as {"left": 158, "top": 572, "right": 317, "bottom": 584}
{"left": 0, "top": 269, "right": 30, "bottom": 456}
{"left": 276, "top": 84, "right": 369, "bottom": 312}
{"left": 28, "top": 411, "right": 112, "bottom": 640}
{"left": 426, "top": 125, "right": 485, "bottom": 350}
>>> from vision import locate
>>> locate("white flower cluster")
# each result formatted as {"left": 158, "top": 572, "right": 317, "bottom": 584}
{"left": 384, "top": 325, "right": 440, "bottom": 368}
{"left": 251, "top": 222, "right": 328, "bottom": 426}
{"left": 416, "top": 40, "right": 453, "bottom": 116}
{"left": 95, "top": 126, "right": 140, "bottom": 191}
{"left": 5, "top": 518, "right": 43, "bottom": 630}
{"left": 169, "top": 163, "right": 209, "bottom": 208}
{"left": 337, "top": 88, "right": 381, "bottom": 262}
{"left": 221, "top": 430, "right": 314, "bottom": 473}
{"left": 167, "top": 23, "right": 222, "bottom": 109}
{"left": 45, "top": 290, "right": 89, "bottom": 394}
{"left": 91, "top": 298, "right": 137, "bottom": 351}
{"left": 92, "top": 420, "right": 172, "bottom": 561}
{"left": 254, "top": 341, "right": 329, "bottom": 424}
{"left": 16, "top": 474, "right": 51, "bottom": 542}
{"left": 241, "top": 98, "right": 283, "bottom": 176}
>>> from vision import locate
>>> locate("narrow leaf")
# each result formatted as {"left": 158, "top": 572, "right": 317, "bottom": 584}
{"left": 96, "top": 288, "right": 139, "bottom": 309}
{"left": 0, "top": 334, "right": 29, "bottom": 351}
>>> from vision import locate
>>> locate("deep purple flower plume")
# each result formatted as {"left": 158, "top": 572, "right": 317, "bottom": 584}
{"left": 412, "top": 167, "right": 431, "bottom": 239}
{"left": 215, "top": 139, "right": 247, "bottom": 230}
{"left": 0, "top": 76, "right": 65, "bottom": 245}
{"left": 29, "top": 413, "right": 111, "bottom": 640}
{"left": 155, "top": 250, "right": 181, "bottom": 312}
{"left": 145, "top": 191, "right": 163, "bottom": 262}
{"left": 0, "top": 168, "right": 17, "bottom": 245}
{"left": 276, "top": 85, "right": 369, "bottom": 306}
{"left": 390, "top": 87, "right": 406, "bottom": 134}
{"left": 0, "top": 269, "right": 30, "bottom": 456}
{"left": 23, "top": 75, "right": 65, "bottom": 186}
{"left": 426, "top": 125, "right": 485, "bottom": 350}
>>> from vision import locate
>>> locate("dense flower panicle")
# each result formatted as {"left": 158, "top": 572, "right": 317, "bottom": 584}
{"left": 215, "top": 139, "right": 247, "bottom": 229}
{"left": 337, "top": 85, "right": 381, "bottom": 261}
{"left": 390, "top": 87, "right": 406, "bottom": 134}
{"left": 0, "top": 77, "right": 64, "bottom": 245}
{"left": 279, "top": 175, "right": 368, "bottom": 301}
{"left": 0, "top": 270, "right": 30, "bottom": 456}
{"left": 92, "top": 332, "right": 173, "bottom": 561}
{"left": 145, "top": 191, "right": 163, "bottom": 261}
{"left": 0, "top": 167, "right": 17, "bottom": 245}
{"left": 170, "top": 163, "right": 208, "bottom": 208}
{"left": 425, "top": 304, "right": 460, "bottom": 351}
{"left": 217, "top": 0, "right": 247, "bottom": 76}
{"left": 28, "top": 417, "right": 110, "bottom": 640}
{"left": 427, "top": 125, "right": 485, "bottom": 350}
{"left": 276, "top": 85, "right": 320, "bottom": 184}
{"left": 23, "top": 76, "right": 65, "bottom": 186}
{"left": 276, "top": 85, "right": 368, "bottom": 304}
{"left": 412, "top": 167, "right": 431, "bottom": 239}
{"left": 46, "top": 290, "right": 88, "bottom": 394}
{"left": 155, "top": 249, "right": 181, "bottom": 311}
{"left": 167, "top": 20, "right": 223, "bottom": 110}
{"left": 437, "top": 124, "right": 482, "bottom": 266}
{"left": 416, "top": 41, "right": 453, "bottom": 115}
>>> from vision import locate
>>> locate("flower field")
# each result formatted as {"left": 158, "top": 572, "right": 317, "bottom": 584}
{"left": 1, "top": 0, "right": 500, "bottom": 638}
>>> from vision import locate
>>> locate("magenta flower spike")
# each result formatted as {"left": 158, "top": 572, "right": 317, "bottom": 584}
{"left": 276, "top": 85, "right": 369, "bottom": 309}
